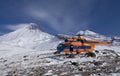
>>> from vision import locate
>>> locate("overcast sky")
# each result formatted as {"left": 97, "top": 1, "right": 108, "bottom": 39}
{"left": 0, "top": 0, "right": 120, "bottom": 36}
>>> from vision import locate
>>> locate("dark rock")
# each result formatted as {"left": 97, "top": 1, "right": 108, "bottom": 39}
{"left": 103, "top": 52, "right": 107, "bottom": 54}
{"left": 95, "top": 50, "right": 99, "bottom": 53}
{"left": 24, "top": 59, "right": 28, "bottom": 61}
{"left": 98, "top": 73, "right": 101, "bottom": 75}
{"left": 3, "top": 60, "right": 7, "bottom": 62}
{"left": 78, "top": 67, "right": 83, "bottom": 71}
{"left": 93, "top": 61, "right": 103, "bottom": 66}
{"left": 71, "top": 62, "right": 79, "bottom": 66}
{"left": 23, "top": 55, "right": 28, "bottom": 58}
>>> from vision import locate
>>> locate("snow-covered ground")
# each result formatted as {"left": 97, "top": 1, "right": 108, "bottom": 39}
{"left": 0, "top": 23, "right": 120, "bottom": 76}
{"left": 0, "top": 45, "right": 120, "bottom": 76}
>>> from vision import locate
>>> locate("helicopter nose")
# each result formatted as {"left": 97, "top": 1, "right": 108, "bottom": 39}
{"left": 57, "top": 45, "right": 64, "bottom": 52}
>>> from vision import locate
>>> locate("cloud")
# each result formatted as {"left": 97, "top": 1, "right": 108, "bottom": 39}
{"left": 5, "top": 23, "right": 30, "bottom": 31}
{"left": 25, "top": 0, "right": 98, "bottom": 34}
{"left": 29, "top": 9, "right": 67, "bottom": 31}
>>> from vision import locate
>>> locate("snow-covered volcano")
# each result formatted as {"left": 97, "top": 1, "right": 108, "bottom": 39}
{"left": 76, "top": 30, "right": 112, "bottom": 41}
{"left": 76, "top": 30, "right": 98, "bottom": 36}
{"left": 0, "top": 23, "right": 59, "bottom": 50}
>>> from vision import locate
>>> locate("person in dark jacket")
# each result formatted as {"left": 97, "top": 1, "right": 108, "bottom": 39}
{"left": 68, "top": 45, "right": 74, "bottom": 58}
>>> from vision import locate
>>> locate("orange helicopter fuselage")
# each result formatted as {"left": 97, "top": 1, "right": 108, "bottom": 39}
{"left": 60, "top": 41, "right": 95, "bottom": 53}
{"left": 57, "top": 36, "right": 110, "bottom": 53}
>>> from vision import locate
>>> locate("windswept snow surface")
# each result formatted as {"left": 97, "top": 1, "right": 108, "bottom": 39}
{"left": 0, "top": 45, "right": 120, "bottom": 76}
{"left": 95, "top": 45, "right": 120, "bottom": 53}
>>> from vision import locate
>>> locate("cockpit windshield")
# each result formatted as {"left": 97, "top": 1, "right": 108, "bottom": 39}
{"left": 57, "top": 44, "right": 66, "bottom": 52}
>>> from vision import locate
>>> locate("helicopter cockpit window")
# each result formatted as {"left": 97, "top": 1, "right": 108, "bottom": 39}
{"left": 57, "top": 44, "right": 66, "bottom": 52}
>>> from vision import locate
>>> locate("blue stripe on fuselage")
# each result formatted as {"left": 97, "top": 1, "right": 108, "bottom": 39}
{"left": 65, "top": 45, "right": 91, "bottom": 49}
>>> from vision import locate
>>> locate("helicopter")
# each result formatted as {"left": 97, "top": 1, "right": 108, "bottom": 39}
{"left": 54, "top": 34, "right": 111, "bottom": 58}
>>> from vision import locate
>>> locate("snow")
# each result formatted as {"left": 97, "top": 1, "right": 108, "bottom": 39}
{"left": 0, "top": 44, "right": 120, "bottom": 76}
{"left": 95, "top": 45, "right": 120, "bottom": 53}
{"left": 77, "top": 30, "right": 112, "bottom": 41}
{"left": 76, "top": 30, "right": 98, "bottom": 36}
{"left": 0, "top": 24, "right": 120, "bottom": 75}
{"left": 0, "top": 44, "right": 35, "bottom": 57}
{"left": 0, "top": 23, "right": 60, "bottom": 51}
